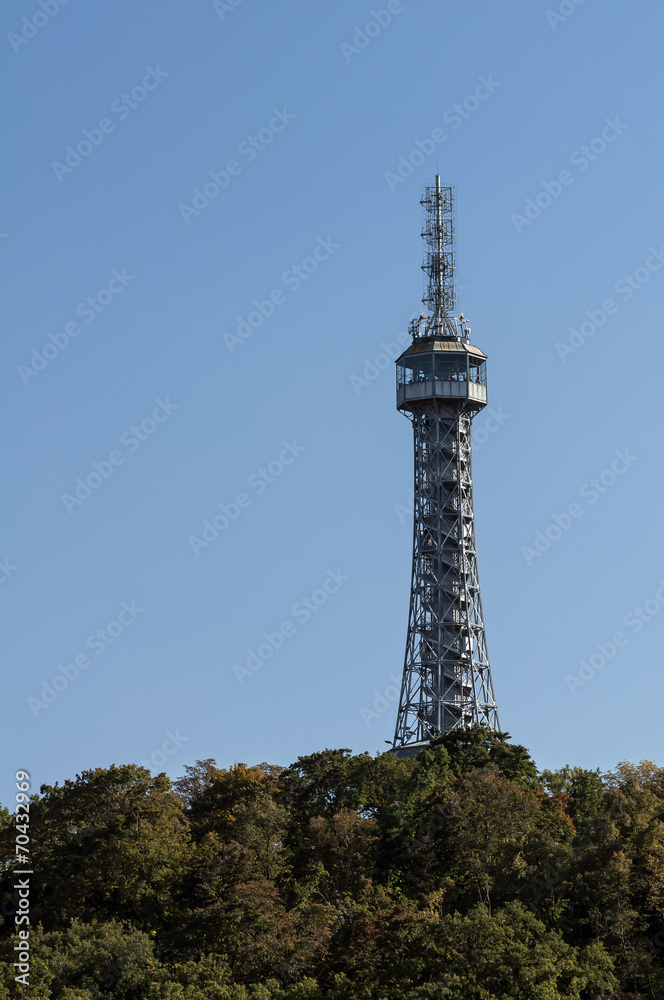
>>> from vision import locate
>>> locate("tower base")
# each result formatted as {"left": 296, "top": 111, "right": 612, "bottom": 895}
{"left": 390, "top": 741, "right": 431, "bottom": 759}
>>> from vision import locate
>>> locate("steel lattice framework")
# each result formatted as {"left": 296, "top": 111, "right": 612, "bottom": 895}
{"left": 392, "top": 176, "right": 500, "bottom": 752}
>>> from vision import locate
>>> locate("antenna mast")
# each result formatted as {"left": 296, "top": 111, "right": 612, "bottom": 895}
{"left": 420, "top": 174, "right": 457, "bottom": 337}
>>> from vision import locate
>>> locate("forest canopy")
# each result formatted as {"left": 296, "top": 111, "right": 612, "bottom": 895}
{"left": 1, "top": 729, "right": 663, "bottom": 999}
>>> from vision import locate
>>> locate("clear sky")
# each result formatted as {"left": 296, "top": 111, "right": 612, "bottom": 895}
{"left": 3, "top": 0, "right": 664, "bottom": 807}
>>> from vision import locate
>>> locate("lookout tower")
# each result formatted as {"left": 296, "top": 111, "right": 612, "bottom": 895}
{"left": 392, "top": 176, "right": 500, "bottom": 754}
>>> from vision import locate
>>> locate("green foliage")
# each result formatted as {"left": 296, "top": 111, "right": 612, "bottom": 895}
{"left": 0, "top": 919, "right": 156, "bottom": 998}
{"left": 0, "top": 736, "right": 663, "bottom": 998}
{"left": 0, "top": 805, "right": 12, "bottom": 835}
{"left": 540, "top": 765, "right": 605, "bottom": 828}
{"left": 0, "top": 765, "right": 190, "bottom": 938}
{"left": 429, "top": 727, "right": 538, "bottom": 786}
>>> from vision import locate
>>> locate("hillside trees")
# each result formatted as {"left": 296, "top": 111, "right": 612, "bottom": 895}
{"left": 0, "top": 732, "right": 663, "bottom": 998}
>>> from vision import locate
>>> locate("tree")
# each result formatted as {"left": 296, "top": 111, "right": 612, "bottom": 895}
{"left": 429, "top": 727, "right": 538, "bottom": 786}
{"left": 172, "top": 759, "right": 224, "bottom": 808}
{"left": 186, "top": 763, "right": 282, "bottom": 841}
{"left": 0, "top": 765, "right": 190, "bottom": 935}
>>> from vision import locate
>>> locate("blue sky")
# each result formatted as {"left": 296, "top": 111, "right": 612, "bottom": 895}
{"left": 3, "top": 0, "right": 664, "bottom": 807}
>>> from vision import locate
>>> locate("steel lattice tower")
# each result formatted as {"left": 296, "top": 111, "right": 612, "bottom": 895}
{"left": 392, "top": 175, "right": 500, "bottom": 754}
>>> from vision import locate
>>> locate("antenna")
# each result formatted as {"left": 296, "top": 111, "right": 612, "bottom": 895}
{"left": 420, "top": 175, "right": 456, "bottom": 337}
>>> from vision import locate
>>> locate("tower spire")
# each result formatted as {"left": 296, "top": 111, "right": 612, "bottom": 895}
{"left": 420, "top": 175, "right": 457, "bottom": 338}
{"left": 392, "top": 177, "right": 500, "bottom": 755}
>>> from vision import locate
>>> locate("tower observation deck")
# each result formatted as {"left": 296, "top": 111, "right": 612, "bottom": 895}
{"left": 392, "top": 176, "right": 500, "bottom": 755}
